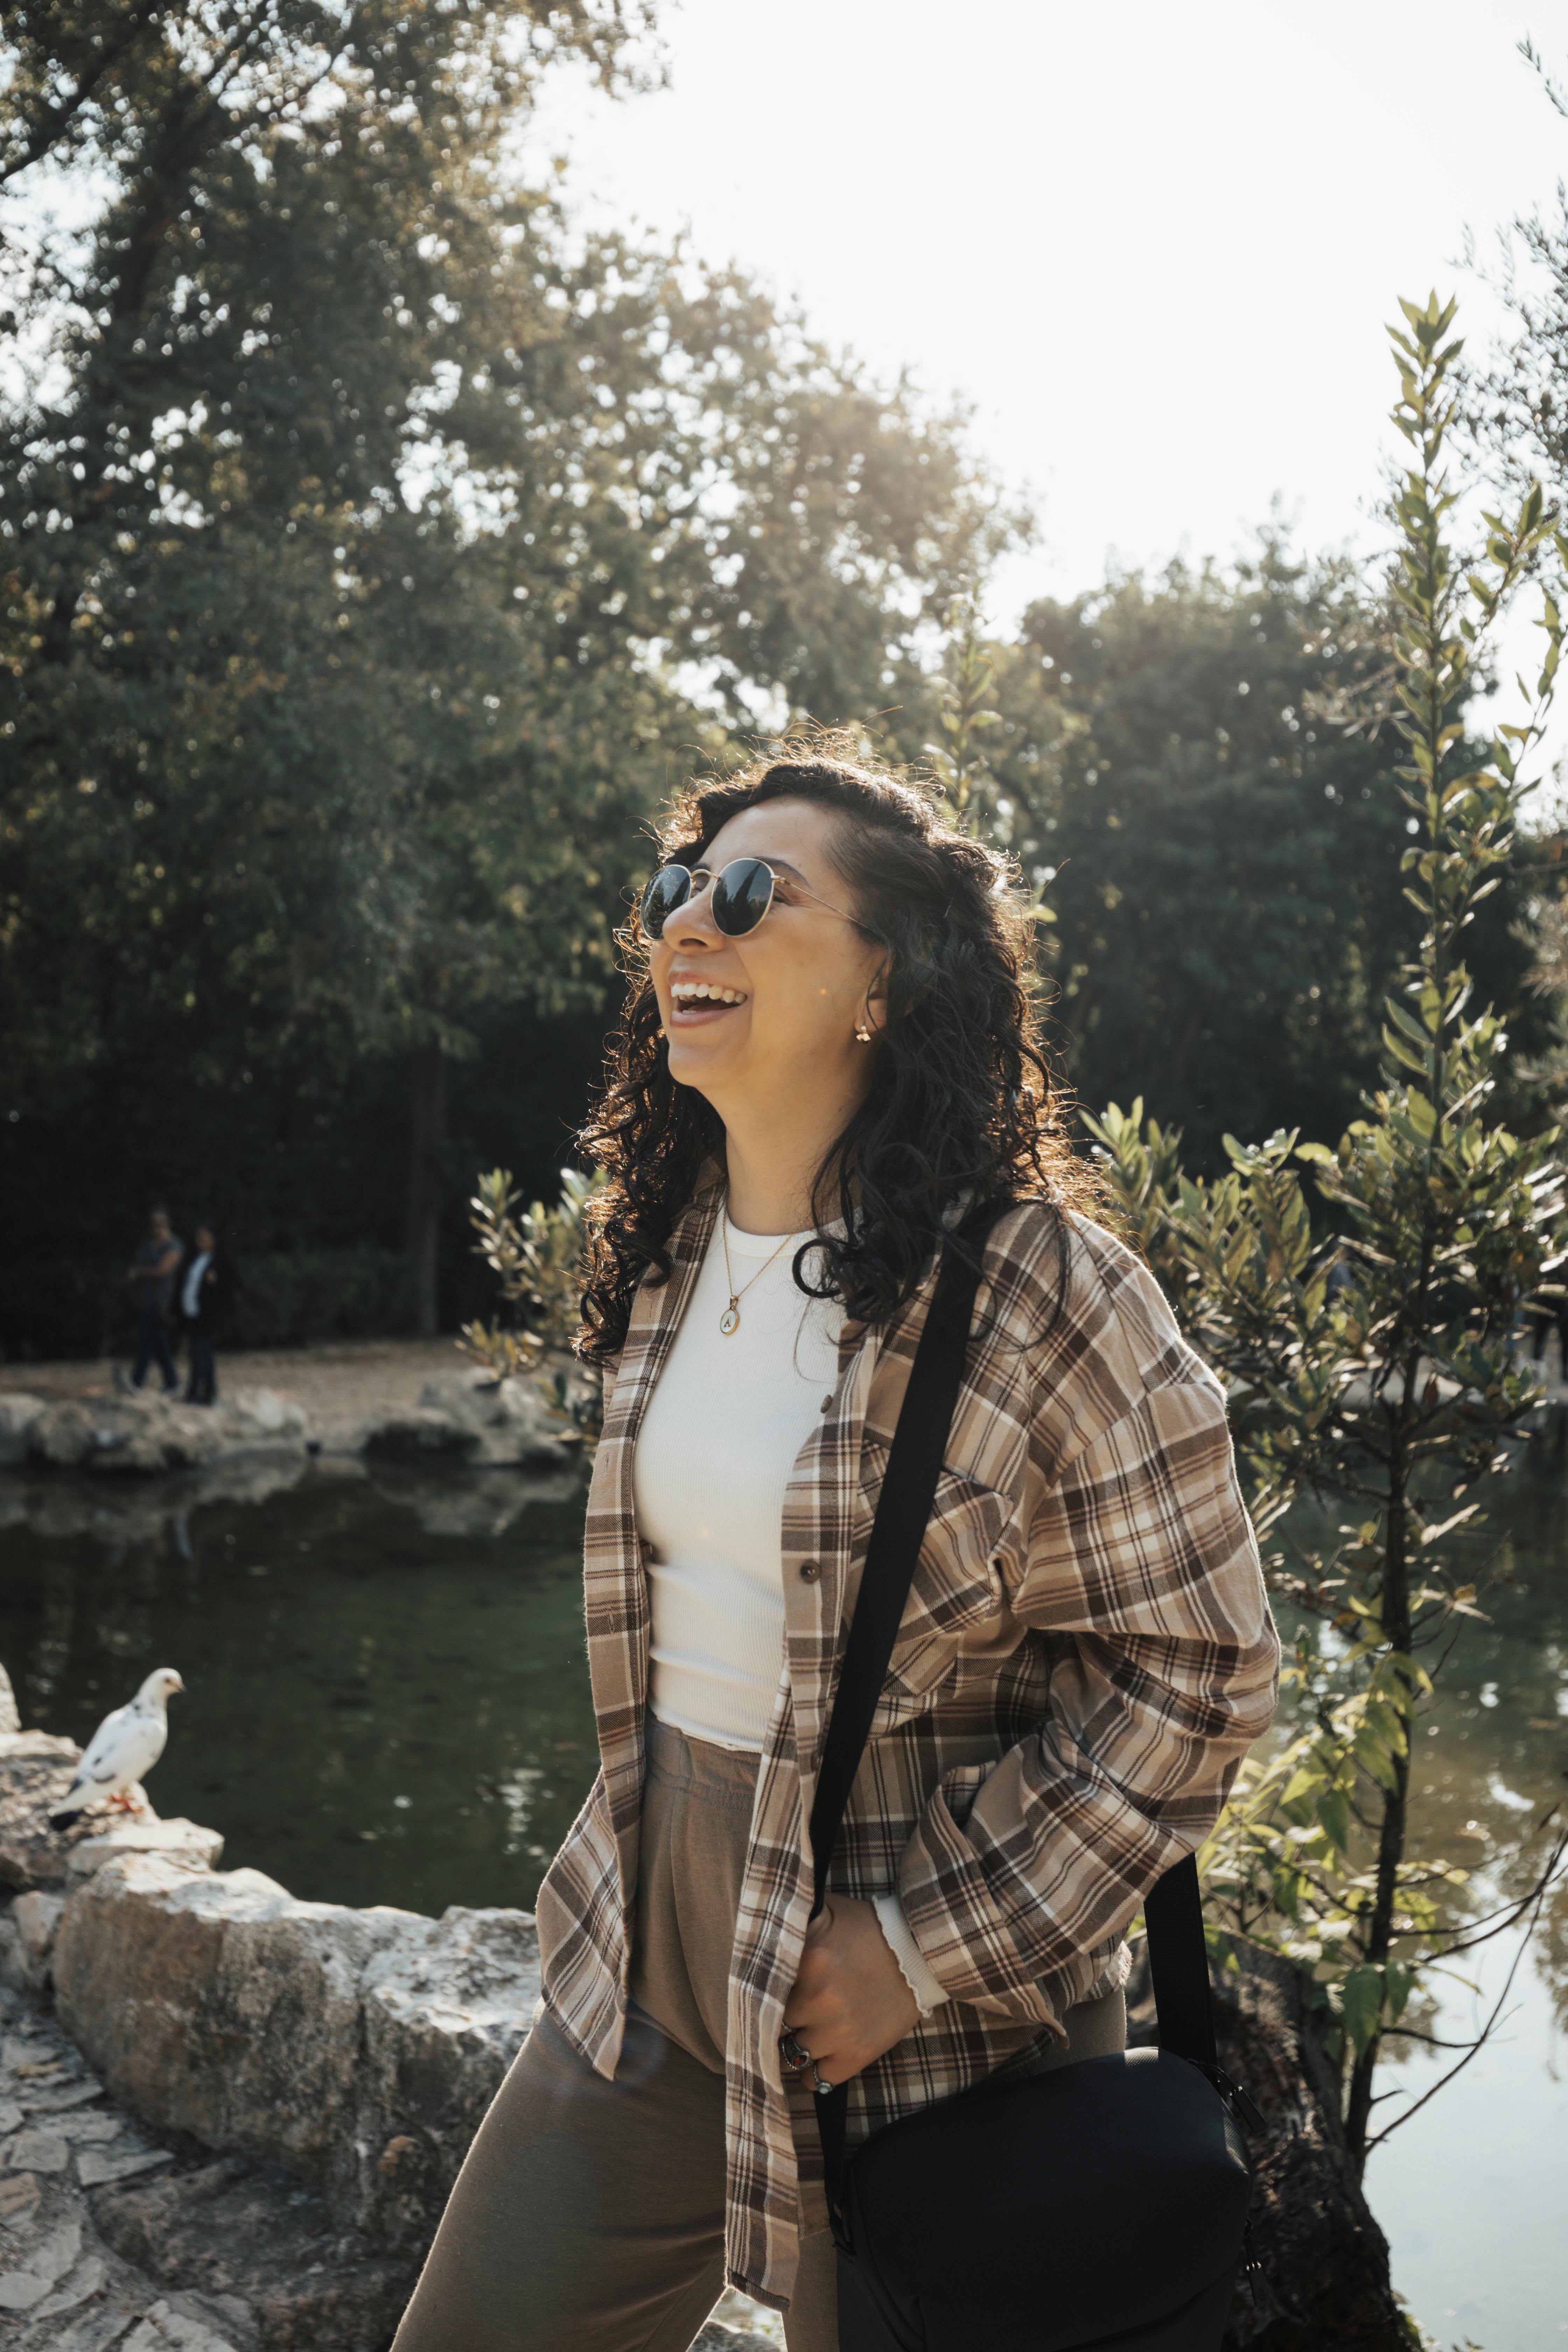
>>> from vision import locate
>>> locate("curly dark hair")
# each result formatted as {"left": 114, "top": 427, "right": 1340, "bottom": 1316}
{"left": 575, "top": 743, "right": 1102, "bottom": 1362}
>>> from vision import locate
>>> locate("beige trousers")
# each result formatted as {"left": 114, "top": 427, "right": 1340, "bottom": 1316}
{"left": 392, "top": 1718, "right": 1126, "bottom": 2352}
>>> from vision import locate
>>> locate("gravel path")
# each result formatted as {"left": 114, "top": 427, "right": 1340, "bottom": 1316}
{"left": 0, "top": 1341, "right": 466, "bottom": 1419}
{"left": 0, "top": 1976, "right": 251, "bottom": 2351}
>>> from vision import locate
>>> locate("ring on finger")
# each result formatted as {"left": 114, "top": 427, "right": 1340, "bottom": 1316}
{"left": 779, "top": 2030, "right": 812, "bottom": 2073}
{"left": 812, "top": 2068, "right": 834, "bottom": 2096}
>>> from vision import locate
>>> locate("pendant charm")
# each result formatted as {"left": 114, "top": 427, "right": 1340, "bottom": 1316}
{"left": 719, "top": 1303, "right": 740, "bottom": 1336}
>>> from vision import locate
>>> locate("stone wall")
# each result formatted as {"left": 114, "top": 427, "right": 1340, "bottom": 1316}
{"left": 50, "top": 1859, "right": 539, "bottom": 2253}
{"left": 1, "top": 1693, "right": 540, "bottom": 2256}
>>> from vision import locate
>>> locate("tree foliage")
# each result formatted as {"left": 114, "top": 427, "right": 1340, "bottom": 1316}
{"left": 976, "top": 543, "right": 1550, "bottom": 1166}
{"left": 0, "top": 0, "right": 1012, "bottom": 1324}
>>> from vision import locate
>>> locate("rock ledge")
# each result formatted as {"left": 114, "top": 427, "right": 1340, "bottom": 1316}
{"left": 2, "top": 1367, "right": 579, "bottom": 1480}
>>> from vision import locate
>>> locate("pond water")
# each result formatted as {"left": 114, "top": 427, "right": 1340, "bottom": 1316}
{"left": 0, "top": 1458, "right": 599, "bottom": 1915}
{"left": 1, "top": 1440, "right": 1565, "bottom": 2349}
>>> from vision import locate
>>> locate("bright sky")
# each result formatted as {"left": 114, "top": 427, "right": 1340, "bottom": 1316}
{"left": 534, "top": 0, "right": 1568, "bottom": 780}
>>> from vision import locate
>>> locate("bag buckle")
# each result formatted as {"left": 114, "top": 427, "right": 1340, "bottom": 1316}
{"left": 1201, "top": 2062, "right": 1267, "bottom": 2137}
{"left": 827, "top": 2187, "right": 855, "bottom": 2256}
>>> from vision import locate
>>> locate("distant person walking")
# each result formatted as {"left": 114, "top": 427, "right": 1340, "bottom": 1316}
{"left": 176, "top": 1224, "right": 238, "bottom": 1405}
{"left": 118, "top": 1205, "right": 183, "bottom": 1396}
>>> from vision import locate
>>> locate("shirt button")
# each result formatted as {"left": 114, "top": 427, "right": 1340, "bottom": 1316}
{"left": 799, "top": 1560, "right": 822, "bottom": 1583}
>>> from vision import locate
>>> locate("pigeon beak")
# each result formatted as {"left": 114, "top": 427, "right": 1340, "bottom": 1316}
{"left": 169, "top": 1673, "right": 185, "bottom": 1694}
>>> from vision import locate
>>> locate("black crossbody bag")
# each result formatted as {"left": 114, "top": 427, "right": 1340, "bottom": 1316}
{"left": 809, "top": 1212, "right": 1261, "bottom": 2352}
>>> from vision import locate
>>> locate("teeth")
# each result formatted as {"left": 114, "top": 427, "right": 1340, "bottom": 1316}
{"left": 673, "top": 984, "right": 746, "bottom": 1006}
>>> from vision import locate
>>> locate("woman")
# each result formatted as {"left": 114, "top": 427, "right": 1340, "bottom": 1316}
{"left": 393, "top": 749, "right": 1279, "bottom": 2352}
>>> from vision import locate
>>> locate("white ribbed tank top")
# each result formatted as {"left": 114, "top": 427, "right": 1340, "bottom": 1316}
{"left": 634, "top": 1215, "right": 841, "bottom": 1754}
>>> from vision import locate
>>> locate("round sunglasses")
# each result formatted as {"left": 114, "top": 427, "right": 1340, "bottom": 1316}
{"left": 638, "top": 856, "right": 856, "bottom": 941}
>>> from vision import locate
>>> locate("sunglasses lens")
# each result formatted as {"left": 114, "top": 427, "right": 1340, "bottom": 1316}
{"left": 640, "top": 865, "right": 692, "bottom": 939}
{"left": 710, "top": 858, "right": 774, "bottom": 938}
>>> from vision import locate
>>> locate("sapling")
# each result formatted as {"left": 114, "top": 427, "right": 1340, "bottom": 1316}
{"left": 1088, "top": 294, "right": 1568, "bottom": 2168}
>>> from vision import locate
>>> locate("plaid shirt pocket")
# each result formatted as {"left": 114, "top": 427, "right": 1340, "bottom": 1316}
{"left": 880, "top": 1470, "right": 1010, "bottom": 1702}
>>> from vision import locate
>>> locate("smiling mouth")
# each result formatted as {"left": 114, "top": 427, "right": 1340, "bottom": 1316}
{"left": 670, "top": 982, "right": 748, "bottom": 1023}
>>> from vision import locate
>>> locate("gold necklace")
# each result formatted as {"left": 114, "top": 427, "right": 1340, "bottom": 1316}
{"left": 719, "top": 1216, "right": 797, "bottom": 1336}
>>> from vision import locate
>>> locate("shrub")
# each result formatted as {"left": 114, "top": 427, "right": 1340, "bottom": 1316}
{"left": 224, "top": 1249, "right": 417, "bottom": 1350}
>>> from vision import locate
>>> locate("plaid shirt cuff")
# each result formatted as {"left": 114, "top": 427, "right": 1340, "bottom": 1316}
{"left": 872, "top": 1892, "right": 951, "bottom": 2014}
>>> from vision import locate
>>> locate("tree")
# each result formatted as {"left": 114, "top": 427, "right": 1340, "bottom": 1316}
{"left": 975, "top": 542, "right": 1550, "bottom": 1167}
{"left": 1, "top": 1, "right": 1016, "bottom": 1330}
{"left": 2, "top": 1, "right": 671, "bottom": 1328}
{"left": 1090, "top": 297, "right": 1568, "bottom": 2172}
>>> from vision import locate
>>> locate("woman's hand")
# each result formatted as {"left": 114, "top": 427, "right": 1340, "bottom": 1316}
{"left": 781, "top": 1897, "right": 919, "bottom": 2087}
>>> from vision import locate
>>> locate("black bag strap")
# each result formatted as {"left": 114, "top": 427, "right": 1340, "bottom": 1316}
{"left": 806, "top": 1206, "right": 1002, "bottom": 1921}
{"left": 807, "top": 1206, "right": 1218, "bottom": 2213}
{"left": 1143, "top": 1849, "right": 1217, "bottom": 2068}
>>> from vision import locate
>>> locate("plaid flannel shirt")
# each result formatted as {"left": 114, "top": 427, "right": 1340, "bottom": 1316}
{"left": 534, "top": 1187, "right": 1279, "bottom": 2308}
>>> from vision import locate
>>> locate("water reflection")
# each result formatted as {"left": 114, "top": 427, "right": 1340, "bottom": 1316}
{"left": 1397, "top": 1437, "right": 1568, "bottom": 2038}
{"left": 1275, "top": 1428, "right": 1568, "bottom": 2042}
{"left": 1265, "top": 1425, "right": 1568, "bottom": 2349}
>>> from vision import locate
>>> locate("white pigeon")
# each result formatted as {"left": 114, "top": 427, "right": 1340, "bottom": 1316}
{"left": 49, "top": 1666, "right": 184, "bottom": 1830}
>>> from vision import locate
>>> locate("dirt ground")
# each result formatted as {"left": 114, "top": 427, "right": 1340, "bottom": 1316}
{"left": 0, "top": 1337, "right": 467, "bottom": 1416}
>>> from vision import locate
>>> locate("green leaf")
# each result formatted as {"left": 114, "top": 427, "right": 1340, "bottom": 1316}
{"left": 1386, "top": 996, "right": 1438, "bottom": 1049}
{"left": 1339, "top": 1965, "right": 1386, "bottom": 2059}
{"left": 1317, "top": 1786, "right": 1352, "bottom": 1854}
